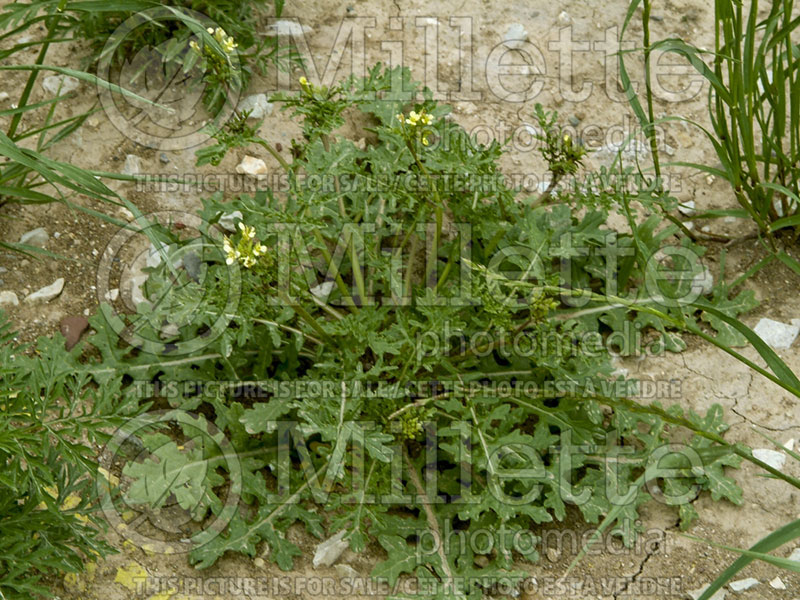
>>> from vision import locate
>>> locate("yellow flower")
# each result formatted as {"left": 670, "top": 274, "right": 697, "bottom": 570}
{"left": 238, "top": 222, "right": 256, "bottom": 239}
{"left": 299, "top": 76, "right": 308, "bottom": 86}
{"left": 206, "top": 27, "right": 215, "bottom": 34}
{"left": 189, "top": 40, "right": 200, "bottom": 52}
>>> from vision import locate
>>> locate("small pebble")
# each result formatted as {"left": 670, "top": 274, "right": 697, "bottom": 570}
{"left": 41, "top": 74, "right": 79, "bottom": 95}
{"left": 236, "top": 156, "right": 268, "bottom": 179}
{"left": 60, "top": 315, "right": 89, "bottom": 350}
{"left": 24, "top": 278, "right": 65, "bottom": 304}
{"left": 0, "top": 291, "right": 19, "bottom": 307}
{"left": 237, "top": 94, "right": 273, "bottom": 120}
{"left": 752, "top": 448, "right": 787, "bottom": 470}
{"left": 159, "top": 153, "right": 170, "bottom": 164}
{"left": 729, "top": 578, "right": 759, "bottom": 592}
{"left": 19, "top": 227, "right": 49, "bottom": 248}
{"left": 753, "top": 318, "right": 799, "bottom": 350}
{"left": 769, "top": 577, "right": 785, "bottom": 590}
{"left": 264, "top": 20, "right": 313, "bottom": 37}
{"left": 122, "top": 154, "right": 141, "bottom": 176}
{"left": 503, "top": 23, "right": 528, "bottom": 49}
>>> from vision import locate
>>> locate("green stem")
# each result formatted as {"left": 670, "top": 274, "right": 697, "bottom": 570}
{"left": 254, "top": 138, "right": 290, "bottom": 173}
{"left": 277, "top": 290, "right": 336, "bottom": 347}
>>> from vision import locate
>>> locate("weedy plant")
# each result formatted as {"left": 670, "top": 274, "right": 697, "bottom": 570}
{"left": 0, "top": 0, "right": 158, "bottom": 255}
{"left": 0, "top": 312, "right": 142, "bottom": 599}
{"left": 0, "top": 0, "right": 297, "bottom": 113}
{"left": 81, "top": 65, "right": 769, "bottom": 599}
{"left": 621, "top": 0, "right": 800, "bottom": 264}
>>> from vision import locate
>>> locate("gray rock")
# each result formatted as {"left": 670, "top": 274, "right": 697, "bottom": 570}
{"left": 752, "top": 448, "right": 786, "bottom": 470}
{"left": 238, "top": 94, "right": 273, "bottom": 120}
{"left": 768, "top": 577, "right": 785, "bottom": 590}
{"left": 729, "top": 578, "right": 759, "bottom": 592}
{"left": 265, "top": 20, "right": 313, "bottom": 37}
{"left": 503, "top": 23, "right": 528, "bottom": 49}
{"left": 0, "top": 291, "right": 19, "bottom": 307}
{"left": 182, "top": 251, "right": 202, "bottom": 281}
{"left": 19, "top": 227, "right": 49, "bottom": 248}
{"left": 236, "top": 155, "right": 268, "bottom": 179}
{"left": 159, "top": 153, "right": 170, "bottom": 164}
{"left": 24, "top": 278, "right": 64, "bottom": 303}
{"left": 773, "top": 197, "right": 798, "bottom": 218}
{"left": 129, "top": 273, "right": 149, "bottom": 307}
{"left": 218, "top": 211, "right": 243, "bottom": 232}
{"left": 691, "top": 267, "right": 714, "bottom": 296}
{"left": 334, "top": 564, "right": 359, "bottom": 578}
{"left": 312, "top": 530, "right": 349, "bottom": 568}
{"left": 678, "top": 200, "right": 696, "bottom": 216}
{"left": 122, "top": 154, "right": 142, "bottom": 176}
{"left": 753, "top": 317, "right": 799, "bottom": 349}
{"left": 42, "top": 75, "right": 79, "bottom": 95}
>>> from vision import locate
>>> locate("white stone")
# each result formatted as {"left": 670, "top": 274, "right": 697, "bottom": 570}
{"left": 785, "top": 439, "right": 795, "bottom": 452}
{"left": 334, "top": 564, "right": 359, "bottom": 578}
{"left": 312, "top": 530, "right": 348, "bottom": 568}
{"left": 122, "top": 154, "right": 141, "bottom": 176}
{"left": 19, "top": 227, "right": 49, "bottom": 247}
{"left": 24, "top": 278, "right": 64, "bottom": 303}
{"left": 692, "top": 267, "right": 714, "bottom": 296}
{"left": 773, "top": 197, "right": 798, "bottom": 218}
{"left": 688, "top": 585, "right": 726, "bottom": 600}
{"left": 42, "top": 75, "right": 79, "bottom": 95}
{"left": 238, "top": 94, "right": 273, "bottom": 120}
{"left": 678, "top": 200, "right": 696, "bottom": 216}
{"left": 104, "top": 288, "right": 120, "bottom": 302}
{"left": 129, "top": 274, "right": 149, "bottom": 307}
{"left": 503, "top": 24, "right": 528, "bottom": 49}
{"left": 310, "top": 281, "right": 335, "bottom": 299}
{"left": 160, "top": 322, "right": 180, "bottom": 339}
{"left": 0, "top": 92, "right": 8, "bottom": 101}
{"left": 265, "top": 20, "right": 313, "bottom": 37}
{"left": 557, "top": 11, "right": 572, "bottom": 26}
{"left": 0, "top": 291, "right": 19, "bottom": 307}
{"left": 753, "top": 317, "right": 799, "bottom": 349}
{"left": 218, "top": 211, "right": 243, "bottom": 232}
{"left": 769, "top": 577, "right": 786, "bottom": 590}
{"left": 729, "top": 578, "right": 759, "bottom": 592}
{"left": 236, "top": 155, "right": 268, "bottom": 179}
{"left": 752, "top": 448, "right": 787, "bottom": 470}
{"left": 789, "top": 546, "right": 800, "bottom": 562}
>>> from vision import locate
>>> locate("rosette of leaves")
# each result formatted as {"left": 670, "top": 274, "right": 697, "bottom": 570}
{"left": 100, "top": 65, "right": 747, "bottom": 599}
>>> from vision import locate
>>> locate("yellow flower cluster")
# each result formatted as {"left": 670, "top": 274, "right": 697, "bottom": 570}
{"left": 397, "top": 109, "right": 433, "bottom": 127}
{"left": 396, "top": 109, "right": 434, "bottom": 145}
{"left": 223, "top": 222, "right": 267, "bottom": 269}
{"left": 189, "top": 26, "right": 238, "bottom": 56}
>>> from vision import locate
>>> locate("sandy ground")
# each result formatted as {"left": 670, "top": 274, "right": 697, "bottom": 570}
{"left": 1, "top": 0, "right": 800, "bottom": 598}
